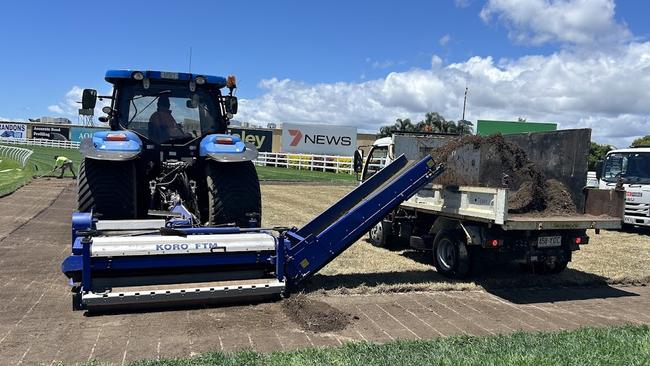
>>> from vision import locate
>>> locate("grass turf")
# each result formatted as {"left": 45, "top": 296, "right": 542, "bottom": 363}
{"left": 122, "top": 325, "right": 650, "bottom": 366}
{"left": 0, "top": 157, "right": 32, "bottom": 196}
{"left": 0, "top": 145, "right": 81, "bottom": 196}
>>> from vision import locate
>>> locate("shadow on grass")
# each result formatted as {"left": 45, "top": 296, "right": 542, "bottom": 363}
{"left": 618, "top": 225, "right": 650, "bottom": 236}
{"left": 302, "top": 269, "right": 458, "bottom": 293}
{"left": 303, "top": 255, "right": 642, "bottom": 304}
{"left": 483, "top": 281, "right": 639, "bottom": 304}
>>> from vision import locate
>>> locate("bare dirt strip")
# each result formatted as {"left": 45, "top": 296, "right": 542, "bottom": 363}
{"left": 0, "top": 179, "right": 648, "bottom": 365}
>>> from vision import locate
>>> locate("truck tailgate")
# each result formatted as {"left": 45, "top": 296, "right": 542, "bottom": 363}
{"left": 503, "top": 214, "right": 622, "bottom": 231}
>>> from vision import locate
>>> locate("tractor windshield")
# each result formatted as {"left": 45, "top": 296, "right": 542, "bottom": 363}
{"left": 117, "top": 83, "right": 224, "bottom": 144}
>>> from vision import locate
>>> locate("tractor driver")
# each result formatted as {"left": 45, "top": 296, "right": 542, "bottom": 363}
{"left": 148, "top": 96, "right": 187, "bottom": 143}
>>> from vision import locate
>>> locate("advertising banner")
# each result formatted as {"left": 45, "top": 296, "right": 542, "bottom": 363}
{"left": 281, "top": 123, "right": 357, "bottom": 156}
{"left": 228, "top": 127, "right": 273, "bottom": 152}
{"left": 0, "top": 122, "right": 27, "bottom": 139}
{"left": 31, "top": 125, "right": 70, "bottom": 140}
{"left": 70, "top": 127, "right": 109, "bottom": 142}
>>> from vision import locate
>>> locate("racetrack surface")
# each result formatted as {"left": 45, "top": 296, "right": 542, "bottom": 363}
{"left": 0, "top": 179, "right": 649, "bottom": 365}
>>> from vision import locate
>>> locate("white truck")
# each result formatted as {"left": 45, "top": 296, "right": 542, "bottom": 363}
{"left": 354, "top": 130, "right": 624, "bottom": 278}
{"left": 597, "top": 147, "right": 650, "bottom": 228}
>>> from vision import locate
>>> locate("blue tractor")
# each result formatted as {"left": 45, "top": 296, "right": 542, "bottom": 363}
{"left": 78, "top": 70, "right": 261, "bottom": 227}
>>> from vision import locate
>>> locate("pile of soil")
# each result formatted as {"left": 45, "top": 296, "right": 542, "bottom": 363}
{"left": 282, "top": 294, "right": 355, "bottom": 332}
{"left": 430, "top": 134, "right": 577, "bottom": 215}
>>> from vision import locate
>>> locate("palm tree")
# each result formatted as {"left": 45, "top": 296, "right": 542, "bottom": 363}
{"left": 377, "top": 118, "right": 416, "bottom": 137}
{"left": 394, "top": 118, "right": 415, "bottom": 131}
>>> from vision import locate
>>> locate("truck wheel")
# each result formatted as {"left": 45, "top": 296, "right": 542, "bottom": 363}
{"left": 369, "top": 220, "right": 392, "bottom": 248}
{"left": 433, "top": 230, "right": 471, "bottom": 278}
{"left": 206, "top": 161, "right": 261, "bottom": 227}
{"left": 77, "top": 158, "right": 138, "bottom": 219}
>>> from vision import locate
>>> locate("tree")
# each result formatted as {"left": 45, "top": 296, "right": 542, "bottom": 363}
{"left": 588, "top": 142, "right": 613, "bottom": 170}
{"left": 377, "top": 118, "right": 415, "bottom": 137}
{"left": 631, "top": 135, "right": 650, "bottom": 147}
{"left": 377, "top": 112, "right": 475, "bottom": 137}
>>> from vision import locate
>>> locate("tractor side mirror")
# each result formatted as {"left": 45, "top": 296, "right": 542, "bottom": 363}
{"left": 353, "top": 149, "right": 364, "bottom": 174}
{"left": 595, "top": 160, "right": 603, "bottom": 180}
{"left": 186, "top": 94, "right": 200, "bottom": 109}
{"left": 225, "top": 96, "right": 238, "bottom": 114}
{"left": 81, "top": 89, "right": 97, "bottom": 110}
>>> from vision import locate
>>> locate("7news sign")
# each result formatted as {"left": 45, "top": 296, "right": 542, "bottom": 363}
{"left": 281, "top": 123, "right": 357, "bottom": 156}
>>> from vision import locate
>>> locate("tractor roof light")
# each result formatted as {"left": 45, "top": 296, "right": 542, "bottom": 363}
{"left": 195, "top": 76, "right": 206, "bottom": 85}
{"left": 226, "top": 75, "right": 237, "bottom": 89}
{"left": 132, "top": 72, "right": 144, "bottom": 81}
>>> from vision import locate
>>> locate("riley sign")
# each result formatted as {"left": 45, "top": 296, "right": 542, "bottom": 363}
{"left": 282, "top": 123, "right": 357, "bottom": 156}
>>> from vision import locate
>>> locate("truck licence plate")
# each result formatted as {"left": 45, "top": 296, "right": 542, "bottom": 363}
{"left": 537, "top": 236, "right": 562, "bottom": 248}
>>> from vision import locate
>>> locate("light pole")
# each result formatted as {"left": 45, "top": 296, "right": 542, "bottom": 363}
{"left": 458, "top": 86, "right": 473, "bottom": 134}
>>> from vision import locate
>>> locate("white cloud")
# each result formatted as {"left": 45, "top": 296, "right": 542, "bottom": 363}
{"left": 439, "top": 34, "right": 451, "bottom": 46}
{"left": 47, "top": 86, "right": 110, "bottom": 123}
{"left": 238, "top": 41, "right": 650, "bottom": 147}
{"left": 47, "top": 105, "right": 64, "bottom": 114}
{"left": 480, "top": 0, "right": 631, "bottom": 46}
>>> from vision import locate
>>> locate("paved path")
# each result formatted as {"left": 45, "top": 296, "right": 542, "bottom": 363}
{"left": 0, "top": 179, "right": 648, "bottom": 365}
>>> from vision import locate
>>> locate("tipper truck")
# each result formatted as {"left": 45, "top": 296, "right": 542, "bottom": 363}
{"left": 355, "top": 129, "right": 624, "bottom": 278}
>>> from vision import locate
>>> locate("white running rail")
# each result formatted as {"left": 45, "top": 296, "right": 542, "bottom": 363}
{"left": 0, "top": 145, "right": 33, "bottom": 168}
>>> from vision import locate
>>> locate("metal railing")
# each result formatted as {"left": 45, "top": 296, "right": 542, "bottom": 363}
{"left": 0, "top": 137, "right": 80, "bottom": 149}
{"left": 253, "top": 152, "right": 387, "bottom": 175}
{"left": 253, "top": 152, "right": 355, "bottom": 174}
{"left": 0, "top": 145, "right": 33, "bottom": 168}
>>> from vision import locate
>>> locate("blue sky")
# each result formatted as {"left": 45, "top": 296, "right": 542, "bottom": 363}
{"left": 1, "top": 0, "right": 649, "bottom": 146}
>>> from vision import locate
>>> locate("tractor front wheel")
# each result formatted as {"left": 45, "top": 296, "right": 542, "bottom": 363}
{"left": 206, "top": 160, "right": 261, "bottom": 227}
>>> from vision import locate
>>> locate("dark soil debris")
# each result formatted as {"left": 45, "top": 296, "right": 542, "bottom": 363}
{"left": 430, "top": 134, "right": 577, "bottom": 215}
{"left": 282, "top": 294, "right": 354, "bottom": 332}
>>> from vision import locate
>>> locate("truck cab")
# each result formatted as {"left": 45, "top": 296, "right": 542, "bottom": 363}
{"left": 598, "top": 147, "right": 650, "bottom": 227}
{"left": 358, "top": 136, "right": 393, "bottom": 181}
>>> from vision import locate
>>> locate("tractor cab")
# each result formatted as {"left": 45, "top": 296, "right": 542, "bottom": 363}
{"left": 76, "top": 69, "right": 260, "bottom": 229}
{"left": 84, "top": 70, "right": 238, "bottom": 145}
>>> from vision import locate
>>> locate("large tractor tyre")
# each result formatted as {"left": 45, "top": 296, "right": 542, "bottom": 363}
{"left": 206, "top": 161, "right": 261, "bottom": 227}
{"left": 432, "top": 230, "right": 471, "bottom": 279}
{"left": 77, "top": 158, "right": 138, "bottom": 219}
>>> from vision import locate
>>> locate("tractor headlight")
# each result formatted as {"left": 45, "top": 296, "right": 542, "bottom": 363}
{"left": 132, "top": 72, "right": 144, "bottom": 81}
{"left": 195, "top": 76, "right": 206, "bottom": 85}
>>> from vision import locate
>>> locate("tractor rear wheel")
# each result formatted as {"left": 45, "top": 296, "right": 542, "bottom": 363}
{"left": 77, "top": 158, "right": 138, "bottom": 219}
{"left": 206, "top": 160, "right": 261, "bottom": 227}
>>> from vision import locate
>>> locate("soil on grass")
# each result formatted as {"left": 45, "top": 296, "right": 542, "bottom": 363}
{"left": 430, "top": 134, "right": 577, "bottom": 215}
{"left": 282, "top": 294, "right": 355, "bottom": 332}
